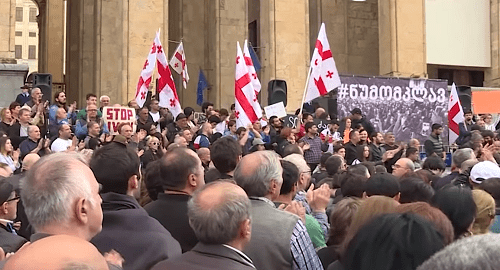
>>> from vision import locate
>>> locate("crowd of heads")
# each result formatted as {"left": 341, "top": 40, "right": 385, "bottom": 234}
{"left": 1, "top": 87, "right": 500, "bottom": 269}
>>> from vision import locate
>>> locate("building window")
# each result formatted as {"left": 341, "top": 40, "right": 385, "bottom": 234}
{"left": 29, "top": 8, "right": 37, "bottom": 23}
{"left": 28, "top": 45, "right": 36, "bottom": 59}
{"left": 15, "top": 31, "right": 22, "bottom": 37}
{"left": 15, "top": 45, "right": 22, "bottom": 59}
{"left": 16, "top": 7, "right": 23, "bottom": 22}
{"left": 29, "top": 32, "right": 36, "bottom": 37}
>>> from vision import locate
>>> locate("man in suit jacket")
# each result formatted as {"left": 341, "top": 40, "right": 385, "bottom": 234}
{"left": 0, "top": 180, "right": 27, "bottom": 254}
{"left": 152, "top": 181, "right": 255, "bottom": 270}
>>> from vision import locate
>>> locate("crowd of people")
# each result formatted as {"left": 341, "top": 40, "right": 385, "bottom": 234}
{"left": 0, "top": 85, "right": 500, "bottom": 270}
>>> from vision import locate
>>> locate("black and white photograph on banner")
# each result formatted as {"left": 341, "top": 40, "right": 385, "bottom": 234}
{"left": 336, "top": 75, "right": 449, "bottom": 144}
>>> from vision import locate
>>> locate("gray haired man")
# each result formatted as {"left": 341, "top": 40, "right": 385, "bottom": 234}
{"left": 5, "top": 153, "right": 122, "bottom": 269}
{"left": 152, "top": 181, "right": 255, "bottom": 270}
{"left": 234, "top": 151, "right": 323, "bottom": 270}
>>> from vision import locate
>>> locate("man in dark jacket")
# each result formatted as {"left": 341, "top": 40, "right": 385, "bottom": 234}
{"left": 0, "top": 180, "right": 27, "bottom": 254}
{"left": 90, "top": 140, "right": 181, "bottom": 270}
{"left": 152, "top": 181, "right": 255, "bottom": 270}
{"left": 144, "top": 147, "right": 205, "bottom": 252}
{"left": 350, "top": 108, "right": 375, "bottom": 136}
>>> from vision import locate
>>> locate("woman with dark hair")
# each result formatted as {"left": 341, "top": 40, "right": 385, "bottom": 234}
{"left": 358, "top": 129, "right": 368, "bottom": 146}
{"left": 0, "top": 137, "right": 20, "bottom": 172}
{"left": 341, "top": 213, "right": 445, "bottom": 270}
{"left": 431, "top": 185, "right": 477, "bottom": 239}
{"left": 183, "top": 107, "right": 197, "bottom": 129}
{"left": 352, "top": 145, "right": 370, "bottom": 165}
{"left": 423, "top": 156, "right": 446, "bottom": 177}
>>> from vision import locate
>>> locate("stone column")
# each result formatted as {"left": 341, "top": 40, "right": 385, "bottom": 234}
{"left": 38, "top": 0, "right": 64, "bottom": 83}
{"left": 260, "top": 0, "right": 310, "bottom": 112}
{"left": 0, "top": 0, "right": 16, "bottom": 63}
{"left": 66, "top": 0, "right": 167, "bottom": 106}
{"left": 485, "top": 0, "right": 500, "bottom": 87}
{"left": 211, "top": 0, "right": 248, "bottom": 109}
{"left": 378, "top": 0, "right": 426, "bottom": 78}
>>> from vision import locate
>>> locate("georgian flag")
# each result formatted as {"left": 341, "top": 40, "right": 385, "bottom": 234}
{"left": 156, "top": 32, "right": 182, "bottom": 118}
{"left": 169, "top": 41, "right": 189, "bottom": 89}
{"left": 304, "top": 23, "right": 341, "bottom": 103}
{"left": 448, "top": 83, "right": 465, "bottom": 144}
{"left": 234, "top": 42, "right": 261, "bottom": 127}
{"left": 243, "top": 40, "right": 262, "bottom": 94}
{"left": 135, "top": 31, "right": 158, "bottom": 108}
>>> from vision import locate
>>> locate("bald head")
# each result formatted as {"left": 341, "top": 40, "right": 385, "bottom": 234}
{"left": 188, "top": 181, "right": 251, "bottom": 246}
{"left": 196, "top": 181, "right": 248, "bottom": 210}
{"left": 4, "top": 235, "right": 109, "bottom": 270}
{"left": 197, "top": 147, "right": 210, "bottom": 165}
{"left": 392, "top": 158, "right": 415, "bottom": 178}
{"left": 22, "top": 153, "right": 40, "bottom": 171}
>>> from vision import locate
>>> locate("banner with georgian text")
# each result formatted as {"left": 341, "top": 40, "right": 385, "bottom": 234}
{"left": 337, "top": 75, "right": 449, "bottom": 144}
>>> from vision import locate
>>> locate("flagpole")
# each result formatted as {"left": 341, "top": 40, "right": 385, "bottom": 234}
{"left": 298, "top": 65, "right": 313, "bottom": 117}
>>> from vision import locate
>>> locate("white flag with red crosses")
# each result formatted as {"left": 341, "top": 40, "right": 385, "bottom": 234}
{"left": 305, "top": 23, "right": 341, "bottom": 103}
{"left": 135, "top": 31, "right": 158, "bottom": 108}
{"left": 156, "top": 32, "right": 182, "bottom": 118}
{"left": 448, "top": 83, "right": 464, "bottom": 144}
{"left": 169, "top": 41, "right": 189, "bottom": 89}
{"left": 235, "top": 41, "right": 261, "bottom": 128}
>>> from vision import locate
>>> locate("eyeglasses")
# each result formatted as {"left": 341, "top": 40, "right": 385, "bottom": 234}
{"left": 392, "top": 164, "right": 403, "bottom": 169}
{"left": 6, "top": 196, "right": 20, "bottom": 203}
{"left": 152, "top": 142, "right": 159, "bottom": 145}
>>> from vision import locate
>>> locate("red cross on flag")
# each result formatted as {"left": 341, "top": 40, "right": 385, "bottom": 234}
{"left": 448, "top": 83, "right": 464, "bottom": 144}
{"left": 304, "top": 23, "right": 341, "bottom": 103}
{"left": 135, "top": 31, "right": 159, "bottom": 108}
{"left": 169, "top": 41, "right": 189, "bottom": 89}
{"left": 235, "top": 42, "right": 261, "bottom": 127}
{"left": 156, "top": 32, "right": 182, "bottom": 118}
{"left": 243, "top": 40, "right": 261, "bottom": 94}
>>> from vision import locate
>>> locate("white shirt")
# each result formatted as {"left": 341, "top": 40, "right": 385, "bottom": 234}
{"left": 215, "top": 121, "right": 227, "bottom": 134}
{"left": 51, "top": 138, "right": 72, "bottom": 152}
{"left": 150, "top": 111, "right": 161, "bottom": 132}
{"left": 20, "top": 125, "right": 28, "bottom": 137}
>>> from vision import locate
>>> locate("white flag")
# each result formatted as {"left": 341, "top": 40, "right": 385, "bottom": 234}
{"left": 156, "top": 32, "right": 182, "bottom": 118}
{"left": 235, "top": 42, "right": 261, "bottom": 127}
{"left": 448, "top": 83, "right": 465, "bottom": 144}
{"left": 304, "top": 23, "right": 341, "bottom": 103}
{"left": 135, "top": 32, "right": 158, "bottom": 108}
{"left": 169, "top": 41, "right": 189, "bottom": 89}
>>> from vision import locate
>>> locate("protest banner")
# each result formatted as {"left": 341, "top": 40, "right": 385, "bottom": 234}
{"left": 337, "top": 75, "right": 449, "bottom": 144}
{"left": 103, "top": 106, "right": 137, "bottom": 135}
{"left": 283, "top": 114, "right": 329, "bottom": 133}
{"left": 264, "top": 102, "right": 287, "bottom": 118}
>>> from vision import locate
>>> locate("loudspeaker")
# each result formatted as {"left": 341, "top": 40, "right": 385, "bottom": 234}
{"left": 267, "top": 79, "right": 287, "bottom": 106}
{"left": 456, "top": 86, "right": 472, "bottom": 113}
{"left": 33, "top": 73, "right": 52, "bottom": 102}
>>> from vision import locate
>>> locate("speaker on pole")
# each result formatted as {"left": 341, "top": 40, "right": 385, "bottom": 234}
{"left": 33, "top": 73, "right": 52, "bottom": 102}
{"left": 267, "top": 79, "right": 287, "bottom": 106}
